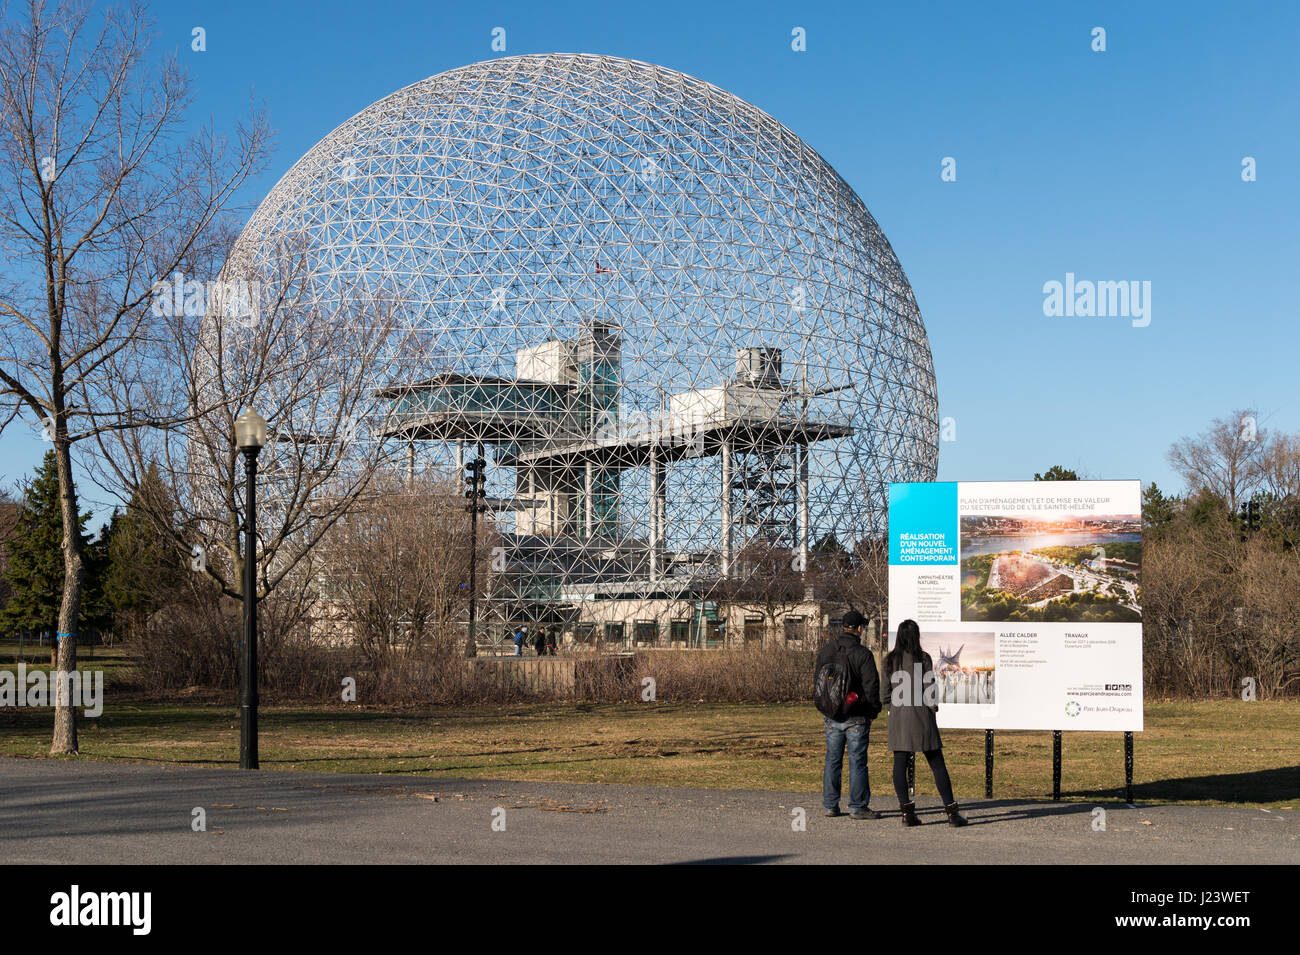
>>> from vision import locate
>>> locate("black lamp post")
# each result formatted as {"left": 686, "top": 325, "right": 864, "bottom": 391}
{"left": 234, "top": 407, "right": 267, "bottom": 770}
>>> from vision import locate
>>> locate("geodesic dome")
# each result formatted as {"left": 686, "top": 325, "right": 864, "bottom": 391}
{"left": 228, "top": 52, "right": 938, "bottom": 619}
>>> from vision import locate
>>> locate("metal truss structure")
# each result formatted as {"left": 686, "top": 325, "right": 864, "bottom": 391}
{"left": 228, "top": 53, "right": 938, "bottom": 643}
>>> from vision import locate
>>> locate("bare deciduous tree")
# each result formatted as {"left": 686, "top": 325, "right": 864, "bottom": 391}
{"left": 92, "top": 238, "right": 412, "bottom": 631}
{"left": 315, "top": 471, "right": 493, "bottom": 666}
{"left": 0, "top": 0, "right": 270, "bottom": 752}
{"left": 839, "top": 536, "right": 889, "bottom": 651}
{"left": 1140, "top": 511, "right": 1242, "bottom": 697}
{"left": 1258, "top": 431, "right": 1300, "bottom": 502}
{"left": 1240, "top": 536, "right": 1300, "bottom": 698}
{"left": 710, "top": 539, "right": 808, "bottom": 646}
{"left": 1166, "top": 408, "right": 1268, "bottom": 513}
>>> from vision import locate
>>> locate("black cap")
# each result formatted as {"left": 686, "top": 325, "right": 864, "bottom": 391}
{"left": 842, "top": 610, "right": 866, "bottom": 630}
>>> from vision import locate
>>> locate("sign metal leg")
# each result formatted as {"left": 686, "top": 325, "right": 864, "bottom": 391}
{"left": 1124, "top": 731, "right": 1134, "bottom": 804}
{"left": 1052, "top": 730, "right": 1062, "bottom": 801}
{"left": 985, "top": 729, "right": 994, "bottom": 799}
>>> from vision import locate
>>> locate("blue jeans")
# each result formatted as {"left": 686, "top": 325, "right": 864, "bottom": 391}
{"left": 823, "top": 717, "right": 871, "bottom": 812}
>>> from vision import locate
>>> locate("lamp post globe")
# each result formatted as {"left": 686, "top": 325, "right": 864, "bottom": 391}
{"left": 234, "top": 408, "right": 268, "bottom": 451}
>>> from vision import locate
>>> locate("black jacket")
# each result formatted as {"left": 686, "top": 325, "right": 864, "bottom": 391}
{"left": 815, "top": 633, "right": 882, "bottom": 721}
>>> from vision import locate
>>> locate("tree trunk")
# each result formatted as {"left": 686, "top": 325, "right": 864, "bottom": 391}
{"left": 51, "top": 437, "right": 83, "bottom": 755}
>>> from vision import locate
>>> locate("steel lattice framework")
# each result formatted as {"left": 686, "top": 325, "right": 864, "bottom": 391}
{"left": 229, "top": 52, "right": 938, "bottom": 633}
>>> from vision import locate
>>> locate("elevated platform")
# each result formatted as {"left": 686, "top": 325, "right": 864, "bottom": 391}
{"left": 502, "top": 414, "right": 853, "bottom": 469}
{"left": 376, "top": 373, "right": 575, "bottom": 443}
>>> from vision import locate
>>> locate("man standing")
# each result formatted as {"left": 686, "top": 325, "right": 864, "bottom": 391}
{"left": 814, "top": 610, "right": 882, "bottom": 819}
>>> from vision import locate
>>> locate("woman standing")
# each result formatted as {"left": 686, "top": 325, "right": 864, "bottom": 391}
{"left": 879, "top": 619, "right": 969, "bottom": 827}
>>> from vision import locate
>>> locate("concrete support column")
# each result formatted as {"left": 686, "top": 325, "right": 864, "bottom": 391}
{"left": 585, "top": 462, "right": 594, "bottom": 538}
{"left": 406, "top": 441, "right": 415, "bottom": 485}
{"left": 456, "top": 440, "right": 465, "bottom": 482}
{"left": 649, "top": 449, "right": 662, "bottom": 578}
{"left": 527, "top": 468, "right": 537, "bottom": 535}
{"left": 799, "top": 444, "right": 813, "bottom": 600}
{"left": 798, "top": 444, "right": 810, "bottom": 570}
{"left": 656, "top": 456, "right": 668, "bottom": 571}
{"left": 720, "top": 440, "right": 732, "bottom": 577}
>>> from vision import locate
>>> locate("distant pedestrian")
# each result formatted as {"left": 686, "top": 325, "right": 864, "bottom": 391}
{"left": 532, "top": 627, "right": 546, "bottom": 656}
{"left": 813, "top": 609, "right": 882, "bottom": 819}
{"left": 513, "top": 626, "right": 526, "bottom": 656}
{"left": 879, "top": 618, "right": 968, "bottom": 827}
{"left": 545, "top": 627, "right": 558, "bottom": 655}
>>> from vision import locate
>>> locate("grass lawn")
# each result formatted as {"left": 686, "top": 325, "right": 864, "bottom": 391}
{"left": 2, "top": 647, "right": 1295, "bottom": 809}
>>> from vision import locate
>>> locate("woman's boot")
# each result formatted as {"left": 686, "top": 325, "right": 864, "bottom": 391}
{"left": 899, "top": 801, "right": 921, "bottom": 827}
{"left": 944, "top": 802, "right": 969, "bottom": 827}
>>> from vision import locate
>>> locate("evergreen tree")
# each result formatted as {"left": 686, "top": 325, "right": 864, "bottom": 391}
{"left": 103, "top": 462, "right": 187, "bottom": 641}
{"left": 1142, "top": 482, "right": 1179, "bottom": 533}
{"left": 1034, "top": 465, "right": 1081, "bottom": 481}
{"left": 81, "top": 517, "right": 115, "bottom": 639}
{"left": 0, "top": 451, "right": 95, "bottom": 664}
{"left": 812, "top": 532, "right": 846, "bottom": 555}
{"left": 0, "top": 490, "right": 19, "bottom": 614}
{"left": 1185, "top": 488, "right": 1232, "bottom": 527}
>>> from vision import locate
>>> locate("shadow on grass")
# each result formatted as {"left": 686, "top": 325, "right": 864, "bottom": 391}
{"left": 1066, "top": 765, "right": 1300, "bottom": 805}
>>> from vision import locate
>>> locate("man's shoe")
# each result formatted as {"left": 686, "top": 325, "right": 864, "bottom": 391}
{"left": 944, "top": 802, "right": 970, "bottom": 827}
{"left": 899, "top": 801, "right": 922, "bottom": 827}
{"left": 824, "top": 808, "right": 843, "bottom": 817}
{"left": 850, "top": 808, "right": 880, "bottom": 820}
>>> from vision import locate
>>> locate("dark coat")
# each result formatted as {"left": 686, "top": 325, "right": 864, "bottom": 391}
{"left": 814, "top": 633, "right": 882, "bottom": 721}
{"left": 880, "top": 650, "right": 943, "bottom": 753}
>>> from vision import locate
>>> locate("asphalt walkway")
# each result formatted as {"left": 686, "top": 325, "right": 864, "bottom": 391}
{"left": 2, "top": 759, "right": 1292, "bottom": 864}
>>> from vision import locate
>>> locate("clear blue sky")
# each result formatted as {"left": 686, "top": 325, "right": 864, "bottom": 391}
{"left": 3, "top": 0, "right": 1296, "bottom": 525}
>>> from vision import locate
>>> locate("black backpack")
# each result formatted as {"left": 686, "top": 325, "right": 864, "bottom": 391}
{"left": 814, "top": 643, "right": 855, "bottom": 720}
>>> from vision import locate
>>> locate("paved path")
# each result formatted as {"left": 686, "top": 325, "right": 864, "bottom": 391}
{"left": 2, "top": 759, "right": 1294, "bottom": 864}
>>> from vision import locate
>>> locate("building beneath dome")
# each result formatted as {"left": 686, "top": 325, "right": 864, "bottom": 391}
{"left": 376, "top": 316, "right": 858, "bottom": 645}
